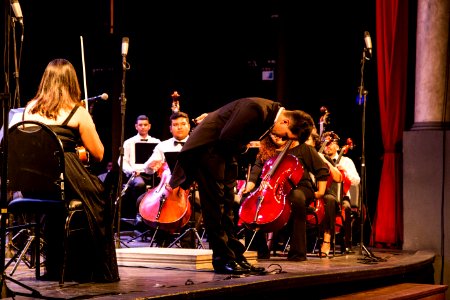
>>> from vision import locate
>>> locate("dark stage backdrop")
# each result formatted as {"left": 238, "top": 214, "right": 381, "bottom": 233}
{"left": 2, "top": 0, "right": 385, "bottom": 243}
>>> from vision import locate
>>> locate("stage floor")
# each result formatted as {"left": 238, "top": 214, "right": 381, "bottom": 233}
{"left": 2, "top": 234, "right": 437, "bottom": 300}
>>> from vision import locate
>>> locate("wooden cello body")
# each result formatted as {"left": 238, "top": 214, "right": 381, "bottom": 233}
{"left": 239, "top": 140, "right": 304, "bottom": 233}
{"left": 138, "top": 165, "right": 191, "bottom": 233}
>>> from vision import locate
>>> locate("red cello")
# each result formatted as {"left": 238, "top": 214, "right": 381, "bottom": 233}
{"left": 139, "top": 163, "right": 192, "bottom": 233}
{"left": 238, "top": 140, "right": 304, "bottom": 233}
{"left": 306, "top": 134, "right": 332, "bottom": 225}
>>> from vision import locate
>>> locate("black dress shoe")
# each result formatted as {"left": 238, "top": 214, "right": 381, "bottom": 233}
{"left": 236, "top": 257, "right": 266, "bottom": 273}
{"left": 287, "top": 254, "right": 307, "bottom": 262}
{"left": 213, "top": 260, "right": 250, "bottom": 275}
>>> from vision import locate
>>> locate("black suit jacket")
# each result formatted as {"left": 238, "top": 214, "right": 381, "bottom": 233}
{"left": 170, "top": 97, "right": 282, "bottom": 188}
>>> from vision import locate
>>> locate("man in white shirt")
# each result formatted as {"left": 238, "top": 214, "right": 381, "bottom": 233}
{"left": 119, "top": 115, "right": 161, "bottom": 219}
{"left": 323, "top": 131, "right": 361, "bottom": 253}
{"left": 138, "top": 111, "right": 200, "bottom": 247}
{"left": 144, "top": 112, "right": 190, "bottom": 175}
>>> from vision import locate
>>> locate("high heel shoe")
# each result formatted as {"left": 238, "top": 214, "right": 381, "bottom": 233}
{"left": 319, "top": 241, "right": 331, "bottom": 258}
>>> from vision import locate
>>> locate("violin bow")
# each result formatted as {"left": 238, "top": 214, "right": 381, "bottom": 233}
{"left": 80, "top": 36, "right": 89, "bottom": 111}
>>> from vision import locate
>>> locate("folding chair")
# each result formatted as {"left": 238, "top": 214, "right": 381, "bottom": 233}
{"left": 6, "top": 120, "right": 86, "bottom": 284}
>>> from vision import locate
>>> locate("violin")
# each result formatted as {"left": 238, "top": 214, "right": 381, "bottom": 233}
{"left": 76, "top": 146, "right": 90, "bottom": 165}
{"left": 335, "top": 138, "right": 354, "bottom": 165}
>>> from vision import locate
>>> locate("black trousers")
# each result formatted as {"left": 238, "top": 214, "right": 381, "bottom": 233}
{"left": 286, "top": 186, "right": 314, "bottom": 260}
{"left": 192, "top": 146, "right": 245, "bottom": 262}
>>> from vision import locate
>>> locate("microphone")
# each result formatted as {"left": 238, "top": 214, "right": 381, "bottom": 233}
{"left": 364, "top": 31, "right": 372, "bottom": 57}
{"left": 121, "top": 37, "right": 129, "bottom": 56}
{"left": 83, "top": 93, "right": 108, "bottom": 102}
{"left": 11, "top": 0, "right": 24, "bottom": 25}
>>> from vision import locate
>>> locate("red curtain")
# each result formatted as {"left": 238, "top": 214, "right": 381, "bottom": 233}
{"left": 371, "top": 0, "right": 409, "bottom": 247}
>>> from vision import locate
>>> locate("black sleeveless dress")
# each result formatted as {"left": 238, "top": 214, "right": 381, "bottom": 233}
{"left": 35, "top": 106, "right": 120, "bottom": 283}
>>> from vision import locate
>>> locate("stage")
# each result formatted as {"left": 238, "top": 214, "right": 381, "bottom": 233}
{"left": 1, "top": 235, "right": 442, "bottom": 300}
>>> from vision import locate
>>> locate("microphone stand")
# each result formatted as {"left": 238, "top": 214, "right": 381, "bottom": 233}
{"left": 0, "top": 6, "right": 46, "bottom": 298}
{"left": 357, "top": 48, "right": 376, "bottom": 259}
{"left": 11, "top": 17, "right": 21, "bottom": 109}
{"left": 115, "top": 54, "right": 129, "bottom": 248}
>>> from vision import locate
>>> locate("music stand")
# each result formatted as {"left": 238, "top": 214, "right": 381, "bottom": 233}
{"left": 133, "top": 142, "right": 158, "bottom": 186}
{"left": 163, "top": 151, "right": 179, "bottom": 175}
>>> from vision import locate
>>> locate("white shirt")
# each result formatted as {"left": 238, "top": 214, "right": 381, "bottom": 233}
{"left": 98, "top": 171, "right": 109, "bottom": 182}
{"left": 332, "top": 154, "right": 360, "bottom": 198}
{"left": 119, "top": 134, "right": 161, "bottom": 176}
{"left": 144, "top": 136, "right": 189, "bottom": 174}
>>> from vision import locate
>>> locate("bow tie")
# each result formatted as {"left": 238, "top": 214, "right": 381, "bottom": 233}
{"left": 140, "top": 139, "right": 148, "bottom": 142}
{"left": 174, "top": 141, "right": 185, "bottom": 146}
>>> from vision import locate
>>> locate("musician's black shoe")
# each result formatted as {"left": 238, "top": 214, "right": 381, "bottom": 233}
{"left": 236, "top": 256, "right": 266, "bottom": 273}
{"left": 287, "top": 254, "right": 307, "bottom": 262}
{"left": 212, "top": 259, "right": 250, "bottom": 275}
{"left": 134, "top": 214, "right": 147, "bottom": 232}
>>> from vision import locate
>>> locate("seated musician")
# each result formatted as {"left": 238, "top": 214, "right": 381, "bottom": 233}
{"left": 279, "top": 126, "right": 330, "bottom": 261}
{"left": 239, "top": 133, "right": 299, "bottom": 258}
{"left": 22, "top": 58, "right": 119, "bottom": 282}
{"left": 119, "top": 115, "right": 161, "bottom": 220}
{"left": 138, "top": 111, "right": 201, "bottom": 247}
{"left": 322, "top": 131, "right": 361, "bottom": 253}
{"left": 240, "top": 127, "right": 333, "bottom": 261}
{"left": 307, "top": 129, "right": 343, "bottom": 257}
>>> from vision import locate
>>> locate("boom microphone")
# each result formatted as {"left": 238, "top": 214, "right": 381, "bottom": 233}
{"left": 83, "top": 93, "right": 108, "bottom": 102}
{"left": 364, "top": 31, "right": 372, "bottom": 57}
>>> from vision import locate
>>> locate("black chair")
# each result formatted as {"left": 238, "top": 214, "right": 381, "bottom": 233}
{"left": 6, "top": 120, "right": 85, "bottom": 284}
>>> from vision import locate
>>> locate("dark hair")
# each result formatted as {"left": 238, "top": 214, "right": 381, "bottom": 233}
{"left": 170, "top": 111, "right": 189, "bottom": 122}
{"left": 322, "top": 131, "right": 340, "bottom": 143}
{"left": 257, "top": 134, "right": 283, "bottom": 163}
{"left": 285, "top": 110, "right": 315, "bottom": 144}
{"left": 135, "top": 115, "right": 150, "bottom": 123}
{"left": 311, "top": 130, "right": 321, "bottom": 150}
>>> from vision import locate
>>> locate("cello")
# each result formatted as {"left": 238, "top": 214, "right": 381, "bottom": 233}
{"left": 138, "top": 91, "right": 192, "bottom": 235}
{"left": 238, "top": 140, "right": 304, "bottom": 233}
{"left": 326, "top": 137, "right": 354, "bottom": 196}
{"left": 138, "top": 164, "right": 192, "bottom": 233}
{"left": 306, "top": 134, "right": 333, "bottom": 225}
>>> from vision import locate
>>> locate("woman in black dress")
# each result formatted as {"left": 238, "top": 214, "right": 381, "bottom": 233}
{"left": 22, "top": 58, "right": 119, "bottom": 283}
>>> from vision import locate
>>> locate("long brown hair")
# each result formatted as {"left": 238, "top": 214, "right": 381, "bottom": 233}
{"left": 257, "top": 134, "right": 286, "bottom": 163}
{"left": 29, "top": 59, "right": 82, "bottom": 120}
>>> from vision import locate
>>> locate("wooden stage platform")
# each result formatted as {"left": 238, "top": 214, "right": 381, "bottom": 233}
{"left": 1, "top": 237, "right": 441, "bottom": 300}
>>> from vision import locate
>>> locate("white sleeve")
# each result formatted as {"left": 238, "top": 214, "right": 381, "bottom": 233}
{"left": 340, "top": 156, "right": 360, "bottom": 186}
{"left": 144, "top": 143, "right": 165, "bottom": 174}
{"left": 120, "top": 139, "right": 134, "bottom": 176}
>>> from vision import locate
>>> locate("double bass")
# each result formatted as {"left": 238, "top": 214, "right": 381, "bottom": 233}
{"left": 238, "top": 140, "right": 304, "bottom": 233}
